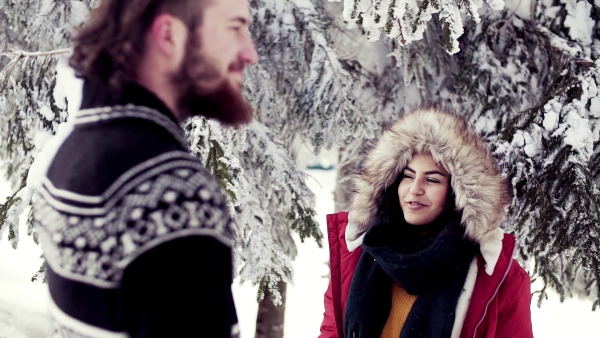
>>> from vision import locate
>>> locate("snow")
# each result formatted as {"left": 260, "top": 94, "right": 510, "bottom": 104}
{"left": 504, "top": 0, "right": 531, "bottom": 19}
{"left": 562, "top": 109, "right": 594, "bottom": 161}
{"left": 1, "top": 169, "right": 600, "bottom": 337}
{"left": 39, "top": 105, "right": 54, "bottom": 122}
{"left": 0, "top": 178, "right": 51, "bottom": 338}
{"left": 563, "top": 0, "right": 595, "bottom": 45}
{"left": 69, "top": 1, "right": 90, "bottom": 29}
{"left": 543, "top": 111, "right": 559, "bottom": 131}
{"left": 512, "top": 130, "right": 525, "bottom": 147}
{"left": 523, "top": 128, "right": 542, "bottom": 158}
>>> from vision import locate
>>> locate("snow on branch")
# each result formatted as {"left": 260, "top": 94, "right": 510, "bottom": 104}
{"left": 1, "top": 47, "right": 71, "bottom": 94}
{"left": 185, "top": 117, "right": 320, "bottom": 300}
{"left": 235, "top": 121, "right": 321, "bottom": 299}
{"left": 250, "top": 0, "right": 377, "bottom": 152}
{"left": 334, "top": 0, "right": 506, "bottom": 54}
{"left": 495, "top": 64, "right": 600, "bottom": 307}
{"left": 1, "top": 47, "right": 71, "bottom": 59}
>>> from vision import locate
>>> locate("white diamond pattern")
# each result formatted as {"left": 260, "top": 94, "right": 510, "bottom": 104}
{"left": 35, "top": 161, "right": 234, "bottom": 287}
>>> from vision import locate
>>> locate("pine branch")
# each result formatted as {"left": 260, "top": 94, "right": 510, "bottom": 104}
{"left": 0, "top": 47, "right": 70, "bottom": 94}
{"left": 1, "top": 47, "right": 71, "bottom": 59}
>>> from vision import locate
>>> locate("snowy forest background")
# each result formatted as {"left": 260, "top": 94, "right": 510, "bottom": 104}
{"left": 1, "top": 0, "right": 600, "bottom": 336}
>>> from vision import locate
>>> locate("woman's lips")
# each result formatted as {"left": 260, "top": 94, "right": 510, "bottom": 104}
{"left": 406, "top": 201, "right": 427, "bottom": 210}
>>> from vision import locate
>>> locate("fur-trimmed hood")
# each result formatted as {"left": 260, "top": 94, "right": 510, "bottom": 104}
{"left": 346, "top": 108, "right": 512, "bottom": 272}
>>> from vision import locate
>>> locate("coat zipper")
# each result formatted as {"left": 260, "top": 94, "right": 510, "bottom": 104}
{"left": 471, "top": 258, "right": 513, "bottom": 338}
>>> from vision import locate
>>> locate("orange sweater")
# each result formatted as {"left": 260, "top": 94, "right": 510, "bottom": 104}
{"left": 380, "top": 282, "right": 418, "bottom": 338}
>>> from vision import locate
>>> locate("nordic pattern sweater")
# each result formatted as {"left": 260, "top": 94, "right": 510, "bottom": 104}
{"left": 34, "top": 82, "right": 239, "bottom": 338}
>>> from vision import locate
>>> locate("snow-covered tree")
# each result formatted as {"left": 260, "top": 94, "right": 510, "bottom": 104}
{"left": 333, "top": 0, "right": 600, "bottom": 309}
{"left": 0, "top": 0, "right": 81, "bottom": 250}
{"left": 335, "top": 0, "right": 505, "bottom": 54}
{"left": 0, "top": 0, "right": 322, "bottom": 279}
{"left": 3, "top": 2, "right": 600, "bottom": 337}
{"left": 0, "top": 1, "right": 379, "bottom": 336}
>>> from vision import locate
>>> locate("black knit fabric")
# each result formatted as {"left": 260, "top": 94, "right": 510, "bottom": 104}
{"left": 35, "top": 82, "right": 238, "bottom": 338}
{"left": 344, "top": 213, "right": 477, "bottom": 338}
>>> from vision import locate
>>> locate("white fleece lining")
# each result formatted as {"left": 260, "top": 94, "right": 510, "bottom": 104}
{"left": 451, "top": 258, "right": 478, "bottom": 338}
{"left": 479, "top": 228, "right": 505, "bottom": 275}
{"left": 345, "top": 226, "right": 365, "bottom": 252}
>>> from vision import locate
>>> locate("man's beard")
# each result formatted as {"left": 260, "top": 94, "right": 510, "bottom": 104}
{"left": 171, "top": 36, "right": 253, "bottom": 126}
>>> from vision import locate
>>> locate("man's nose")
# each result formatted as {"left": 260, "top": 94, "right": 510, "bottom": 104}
{"left": 240, "top": 37, "right": 259, "bottom": 65}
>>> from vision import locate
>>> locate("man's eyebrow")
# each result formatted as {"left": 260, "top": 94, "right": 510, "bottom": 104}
{"left": 403, "top": 166, "right": 447, "bottom": 177}
{"left": 231, "top": 17, "right": 250, "bottom": 25}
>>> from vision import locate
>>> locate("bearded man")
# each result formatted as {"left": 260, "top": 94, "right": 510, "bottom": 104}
{"left": 33, "top": 0, "right": 257, "bottom": 337}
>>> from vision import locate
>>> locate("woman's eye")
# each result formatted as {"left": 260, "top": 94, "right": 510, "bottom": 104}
{"left": 403, "top": 174, "right": 414, "bottom": 179}
{"left": 427, "top": 178, "right": 440, "bottom": 183}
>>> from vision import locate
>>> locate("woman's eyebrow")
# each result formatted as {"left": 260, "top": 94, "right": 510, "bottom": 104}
{"left": 404, "top": 166, "right": 447, "bottom": 177}
{"left": 424, "top": 170, "right": 447, "bottom": 177}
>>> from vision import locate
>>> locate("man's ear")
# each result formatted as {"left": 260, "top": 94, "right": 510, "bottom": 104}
{"left": 148, "top": 14, "right": 188, "bottom": 61}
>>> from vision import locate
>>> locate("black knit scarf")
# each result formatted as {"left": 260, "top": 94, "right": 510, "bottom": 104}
{"left": 344, "top": 214, "right": 477, "bottom": 338}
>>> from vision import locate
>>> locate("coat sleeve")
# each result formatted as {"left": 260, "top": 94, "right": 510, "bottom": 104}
{"left": 494, "top": 260, "right": 534, "bottom": 338}
{"left": 319, "top": 278, "right": 338, "bottom": 338}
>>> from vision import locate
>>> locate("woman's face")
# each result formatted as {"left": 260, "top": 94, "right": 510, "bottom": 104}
{"left": 398, "top": 153, "right": 450, "bottom": 226}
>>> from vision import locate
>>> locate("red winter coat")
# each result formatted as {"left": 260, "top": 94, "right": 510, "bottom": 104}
{"left": 319, "top": 212, "right": 534, "bottom": 338}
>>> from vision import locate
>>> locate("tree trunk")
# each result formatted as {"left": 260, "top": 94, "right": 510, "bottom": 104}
{"left": 255, "top": 280, "right": 287, "bottom": 338}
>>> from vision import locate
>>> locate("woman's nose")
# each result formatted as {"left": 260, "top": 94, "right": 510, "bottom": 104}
{"left": 409, "top": 180, "right": 425, "bottom": 195}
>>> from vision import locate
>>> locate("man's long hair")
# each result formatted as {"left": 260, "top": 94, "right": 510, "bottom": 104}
{"left": 70, "top": 0, "right": 212, "bottom": 93}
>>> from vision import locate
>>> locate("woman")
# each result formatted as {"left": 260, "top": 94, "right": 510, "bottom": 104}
{"left": 320, "top": 108, "right": 533, "bottom": 338}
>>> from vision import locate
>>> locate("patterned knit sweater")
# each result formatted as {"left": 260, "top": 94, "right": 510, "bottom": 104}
{"left": 34, "top": 82, "right": 238, "bottom": 338}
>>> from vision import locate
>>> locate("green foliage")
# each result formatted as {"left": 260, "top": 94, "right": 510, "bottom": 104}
{"left": 31, "top": 262, "right": 46, "bottom": 283}
{"left": 206, "top": 139, "right": 238, "bottom": 203}
{"left": 288, "top": 203, "right": 322, "bottom": 247}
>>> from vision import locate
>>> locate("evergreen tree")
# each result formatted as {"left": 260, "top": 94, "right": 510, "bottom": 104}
{"left": 0, "top": 0, "right": 79, "bottom": 251}
{"left": 0, "top": 1, "right": 378, "bottom": 336}
{"left": 3, "top": 2, "right": 599, "bottom": 337}
{"left": 334, "top": 0, "right": 600, "bottom": 309}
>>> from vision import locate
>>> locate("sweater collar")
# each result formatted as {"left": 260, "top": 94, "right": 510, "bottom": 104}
{"left": 80, "top": 81, "right": 178, "bottom": 123}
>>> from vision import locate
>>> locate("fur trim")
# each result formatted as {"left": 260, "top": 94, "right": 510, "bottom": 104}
{"left": 346, "top": 108, "right": 511, "bottom": 249}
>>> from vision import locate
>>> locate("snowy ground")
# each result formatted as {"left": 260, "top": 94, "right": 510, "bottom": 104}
{"left": 0, "top": 169, "right": 599, "bottom": 337}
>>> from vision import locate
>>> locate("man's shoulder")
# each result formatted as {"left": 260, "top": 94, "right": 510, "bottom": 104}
{"left": 36, "top": 150, "right": 234, "bottom": 287}
{"left": 112, "top": 153, "right": 235, "bottom": 263}
{"left": 47, "top": 104, "right": 188, "bottom": 196}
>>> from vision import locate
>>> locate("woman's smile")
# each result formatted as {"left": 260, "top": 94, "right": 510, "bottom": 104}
{"left": 398, "top": 153, "right": 449, "bottom": 226}
{"left": 405, "top": 200, "right": 428, "bottom": 210}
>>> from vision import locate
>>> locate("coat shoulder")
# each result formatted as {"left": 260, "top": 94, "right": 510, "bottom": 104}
{"left": 327, "top": 211, "right": 349, "bottom": 243}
